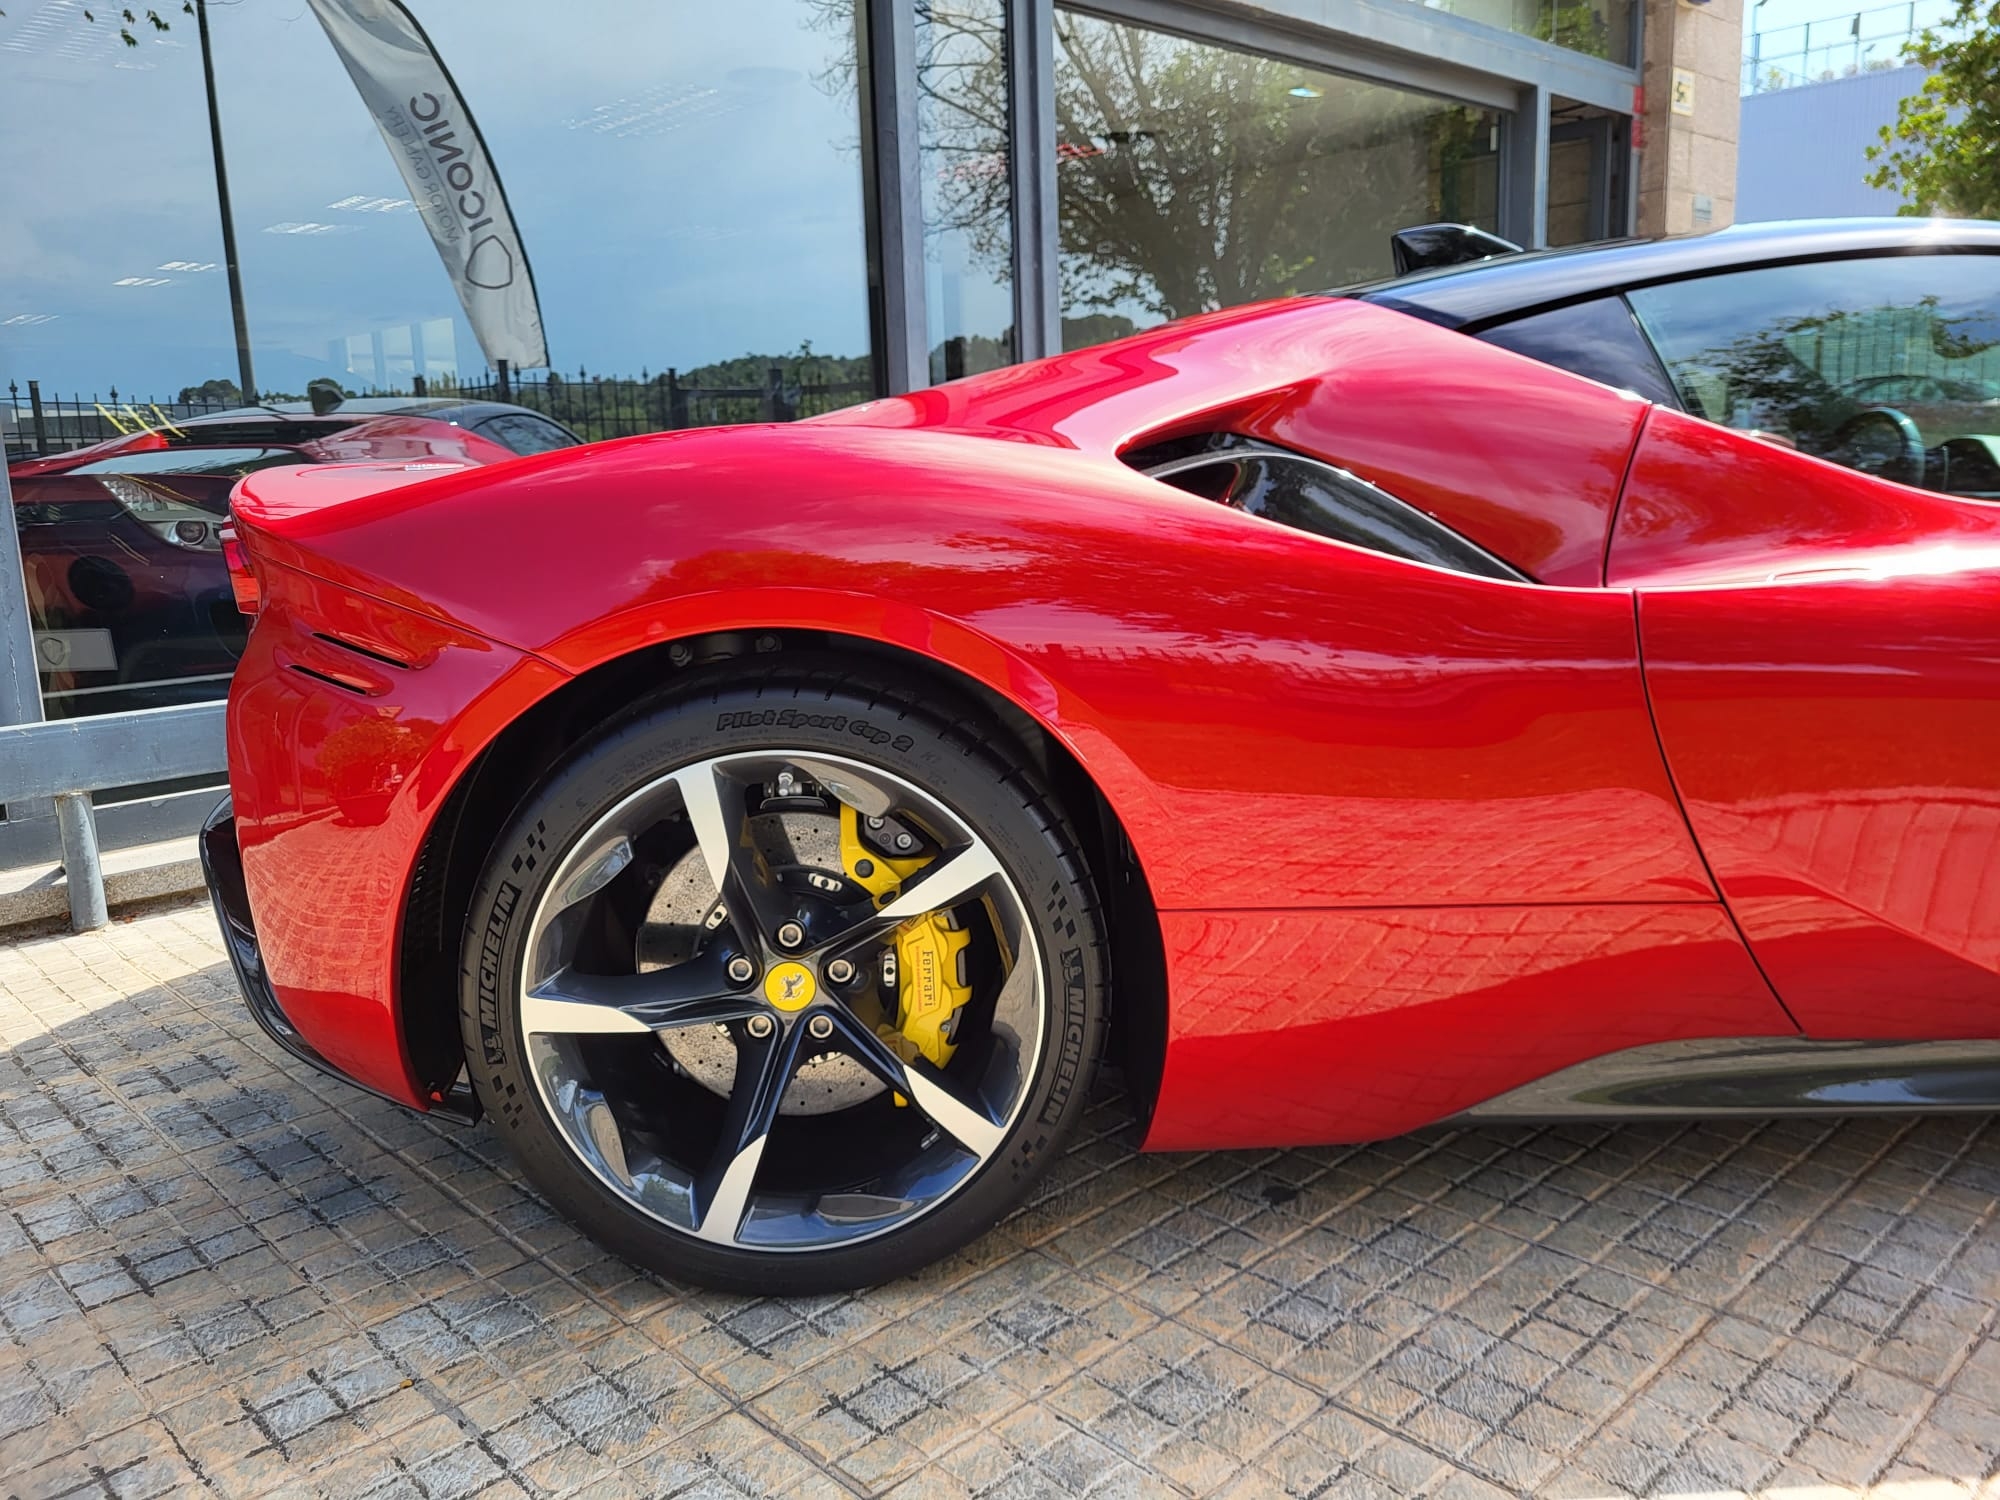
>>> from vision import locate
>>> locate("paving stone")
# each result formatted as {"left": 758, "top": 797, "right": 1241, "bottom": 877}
{"left": 1, "top": 902, "right": 1998, "bottom": 1496}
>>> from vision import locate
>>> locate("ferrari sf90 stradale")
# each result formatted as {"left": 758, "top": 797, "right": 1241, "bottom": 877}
{"left": 205, "top": 220, "right": 2000, "bottom": 1290}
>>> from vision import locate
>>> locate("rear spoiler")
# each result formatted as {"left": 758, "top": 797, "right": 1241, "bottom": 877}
{"left": 1390, "top": 223, "right": 1524, "bottom": 276}
{"left": 230, "top": 460, "right": 474, "bottom": 527}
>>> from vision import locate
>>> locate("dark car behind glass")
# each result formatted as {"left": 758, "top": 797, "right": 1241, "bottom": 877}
{"left": 8, "top": 398, "right": 580, "bottom": 719}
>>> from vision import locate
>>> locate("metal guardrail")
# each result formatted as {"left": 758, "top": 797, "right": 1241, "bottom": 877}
{"left": 1, "top": 437, "right": 229, "bottom": 929}
{"left": 0, "top": 703, "right": 227, "bottom": 929}
{"left": 0, "top": 702, "right": 227, "bottom": 804}
{"left": 1742, "top": 0, "right": 1951, "bottom": 93}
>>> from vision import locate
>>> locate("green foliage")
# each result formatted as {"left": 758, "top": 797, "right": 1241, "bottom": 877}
{"left": 1534, "top": 0, "right": 1612, "bottom": 62}
{"left": 177, "top": 377, "right": 242, "bottom": 405}
{"left": 1866, "top": 0, "right": 2000, "bottom": 216}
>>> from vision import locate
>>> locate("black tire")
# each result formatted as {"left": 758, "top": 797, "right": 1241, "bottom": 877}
{"left": 457, "top": 667, "right": 1108, "bottom": 1293}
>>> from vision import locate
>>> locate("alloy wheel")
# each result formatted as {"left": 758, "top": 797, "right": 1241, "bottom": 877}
{"left": 515, "top": 749, "right": 1046, "bottom": 1252}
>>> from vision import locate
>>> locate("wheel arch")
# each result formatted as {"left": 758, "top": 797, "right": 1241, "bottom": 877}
{"left": 397, "top": 625, "right": 1169, "bottom": 1128}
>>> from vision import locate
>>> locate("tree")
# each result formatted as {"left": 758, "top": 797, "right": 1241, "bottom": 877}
{"left": 1866, "top": 0, "right": 2000, "bottom": 216}
{"left": 178, "top": 377, "right": 242, "bottom": 405}
{"left": 809, "top": 2, "right": 1493, "bottom": 342}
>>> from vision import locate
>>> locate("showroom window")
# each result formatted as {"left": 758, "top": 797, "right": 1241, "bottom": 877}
{"left": 3, "top": 2, "right": 878, "bottom": 430}
{"left": 917, "top": 0, "right": 1015, "bottom": 383}
{"left": 2, "top": 1, "right": 878, "bottom": 722}
{"left": 1051, "top": 11, "right": 1502, "bottom": 350}
{"left": 1425, "top": 0, "right": 1634, "bottom": 64}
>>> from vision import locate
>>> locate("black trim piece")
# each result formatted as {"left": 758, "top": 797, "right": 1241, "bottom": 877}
{"left": 1346, "top": 220, "right": 2000, "bottom": 332}
{"left": 1132, "top": 435, "right": 1532, "bottom": 584}
{"left": 1452, "top": 1036, "right": 2000, "bottom": 1121}
{"left": 311, "top": 632, "right": 412, "bottom": 670}
{"left": 286, "top": 663, "right": 372, "bottom": 696}
{"left": 199, "top": 795, "right": 479, "bottom": 1126}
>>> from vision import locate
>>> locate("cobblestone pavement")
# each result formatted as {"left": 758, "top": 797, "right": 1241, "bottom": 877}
{"left": 3, "top": 903, "right": 1999, "bottom": 1500}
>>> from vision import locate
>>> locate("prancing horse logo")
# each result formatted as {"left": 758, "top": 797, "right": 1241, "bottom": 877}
{"left": 764, "top": 961, "right": 817, "bottom": 1012}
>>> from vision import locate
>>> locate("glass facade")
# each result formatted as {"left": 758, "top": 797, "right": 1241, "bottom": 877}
{"left": 4, "top": 1, "right": 878, "bottom": 425}
{"left": 3, "top": 0, "right": 1629, "bottom": 732}
{"left": 4, "top": 1, "right": 879, "bottom": 722}
{"left": 1053, "top": 11, "right": 1501, "bottom": 348}
{"left": 917, "top": 0, "right": 1015, "bottom": 383}
{"left": 1423, "top": 0, "right": 1636, "bottom": 64}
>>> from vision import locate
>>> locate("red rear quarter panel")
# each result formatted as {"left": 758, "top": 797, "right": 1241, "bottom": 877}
{"left": 827, "top": 297, "right": 1647, "bottom": 585}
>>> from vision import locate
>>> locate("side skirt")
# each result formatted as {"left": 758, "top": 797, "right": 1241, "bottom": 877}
{"left": 1451, "top": 1036, "right": 2000, "bottom": 1121}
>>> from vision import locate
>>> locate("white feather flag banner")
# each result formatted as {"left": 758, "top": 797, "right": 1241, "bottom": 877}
{"left": 306, "top": 0, "right": 548, "bottom": 369}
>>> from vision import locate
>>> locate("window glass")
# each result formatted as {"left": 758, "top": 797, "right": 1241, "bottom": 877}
{"left": 1415, "top": 0, "right": 1632, "bottom": 62}
{"left": 3, "top": 3, "right": 876, "bottom": 420}
{"left": 918, "top": 1, "right": 1014, "bottom": 383}
{"left": 1627, "top": 255, "right": 2000, "bottom": 492}
{"left": 476, "top": 413, "right": 579, "bottom": 456}
{"left": 1478, "top": 297, "right": 1678, "bottom": 405}
{"left": 1053, "top": 11, "right": 1501, "bottom": 349}
{"left": 6, "top": 1, "right": 875, "bottom": 719}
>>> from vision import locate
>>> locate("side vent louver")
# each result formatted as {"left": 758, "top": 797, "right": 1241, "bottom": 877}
{"left": 312, "top": 631, "right": 415, "bottom": 669}
{"left": 1122, "top": 433, "right": 1529, "bottom": 583}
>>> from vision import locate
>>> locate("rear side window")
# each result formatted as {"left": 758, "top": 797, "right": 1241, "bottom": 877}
{"left": 477, "top": 413, "right": 580, "bottom": 456}
{"left": 1476, "top": 296, "right": 1678, "bottom": 406}
{"left": 1130, "top": 437, "right": 1528, "bottom": 582}
{"left": 1625, "top": 253, "right": 2000, "bottom": 493}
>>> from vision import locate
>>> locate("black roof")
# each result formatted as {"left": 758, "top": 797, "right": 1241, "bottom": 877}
{"left": 1349, "top": 217, "right": 2000, "bottom": 330}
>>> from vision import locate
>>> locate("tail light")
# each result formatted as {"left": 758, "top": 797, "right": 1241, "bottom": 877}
{"left": 220, "top": 524, "right": 261, "bottom": 615}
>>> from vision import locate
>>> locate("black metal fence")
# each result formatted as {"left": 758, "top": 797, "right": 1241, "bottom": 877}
{"left": 5, "top": 364, "right": 876, "bottom": 459}
{"left": 4, "top": 381, "right": 237, "bottom": 459}
{"left": 456, "top": 366, "right": 876, "bottom": 443}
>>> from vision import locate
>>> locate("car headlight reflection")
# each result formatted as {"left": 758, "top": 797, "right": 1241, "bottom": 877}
{"left": 98, "top": 474, "right": 225, "bottom": 551}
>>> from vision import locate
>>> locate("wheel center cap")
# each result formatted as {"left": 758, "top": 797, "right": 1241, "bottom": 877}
{"left": 764, "top": 961, "right": 817, "bottom": 1012}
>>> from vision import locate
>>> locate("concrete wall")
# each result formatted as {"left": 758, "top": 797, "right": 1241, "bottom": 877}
{"left": 1639, "top": 0, "right": 1743, "bottom": 235}
{"left": 1737, "top": 64, "right": 1923, "bottom": 221}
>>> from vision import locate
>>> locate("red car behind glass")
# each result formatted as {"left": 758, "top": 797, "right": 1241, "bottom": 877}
{"left": 8, "top": 397, "right": 577, "bottom": 719}
{"left": 202, "top": 220, "right": 2000, "bottom": 1292}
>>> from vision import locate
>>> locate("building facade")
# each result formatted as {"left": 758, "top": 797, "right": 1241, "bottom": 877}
{"left": 1738, "top": 64, "right": 1923, "bottom": 223}
{"left": 0, "top": 0, "right": 1736, "bottom": 883}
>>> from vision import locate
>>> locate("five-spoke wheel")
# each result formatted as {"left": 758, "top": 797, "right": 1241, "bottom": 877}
{"left": 461, "top": 673, "right": 1106, "bottom": 1291}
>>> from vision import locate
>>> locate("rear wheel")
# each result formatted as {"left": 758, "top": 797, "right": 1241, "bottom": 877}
{"left": 458, "top": 672, "right": 1107, "bottom": 1292}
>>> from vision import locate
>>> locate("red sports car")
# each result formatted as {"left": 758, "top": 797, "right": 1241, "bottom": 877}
{"left": 204, "top": 220, "right": 2000, "bottom": 1292}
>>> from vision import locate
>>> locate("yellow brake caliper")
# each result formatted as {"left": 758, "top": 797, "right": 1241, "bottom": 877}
{"left": 839, "top": 804, "right": 973, "bottom": 1089}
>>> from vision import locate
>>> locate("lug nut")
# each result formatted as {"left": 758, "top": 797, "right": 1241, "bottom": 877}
{"left": 807, "top": 1014, "right": 834, "bottom": 1041}
{"left": 726, "top": 956, "right": 755, "bottom": 984}
{"left": 745, "top": 1014, "right": 775, "bottom": 1039}
{"left": 775, "top": 921, "right": 806, "bottom": 949}
{"left": 826, "top": 957, "right": 856, "bottom": 985}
